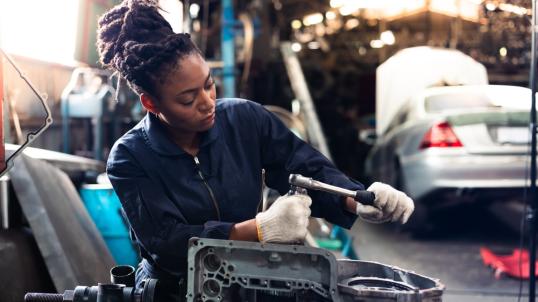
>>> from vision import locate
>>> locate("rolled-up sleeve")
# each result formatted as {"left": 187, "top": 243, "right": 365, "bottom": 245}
{"left": 107, "top": 145, "right": 234, "bottom": 274}
{"left": 247, "top": 102, "right": 362, "bottom": 229}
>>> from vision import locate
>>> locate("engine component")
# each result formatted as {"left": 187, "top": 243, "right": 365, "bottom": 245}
{"left": 25, "top": 239, "right": 444, "bottom": 302}
{"left": 187, "top": 238, "right": 444, "bottom": 302}
{"left": 24, "top": 279, "right": 157, "bottom": 302}
{"left": 24, "top": 266, "right": 157, "bottom": 302}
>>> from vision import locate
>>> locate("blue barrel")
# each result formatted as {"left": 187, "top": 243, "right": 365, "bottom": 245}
{"left": 79, "top": 184, "right": 139, "bottom": 266}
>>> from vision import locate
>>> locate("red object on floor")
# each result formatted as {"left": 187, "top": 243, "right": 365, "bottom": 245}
{"left": 480, "top": 247, "right": 538, "bottom": 279}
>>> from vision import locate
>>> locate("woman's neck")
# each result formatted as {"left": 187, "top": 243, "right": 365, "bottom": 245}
{"left": 167, "top": 127, "right": 200, "bottom": 156}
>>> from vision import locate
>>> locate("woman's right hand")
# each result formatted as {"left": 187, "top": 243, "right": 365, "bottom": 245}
{"left": 255, "top": 194, "right": 312, "bottom": 243}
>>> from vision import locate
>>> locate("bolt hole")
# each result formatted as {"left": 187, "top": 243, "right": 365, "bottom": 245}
{"left": 203, "top": 253, "right": 221, "bottom": 272}
{"left": 202, "top": 279, "right": 221, "bottom": 297}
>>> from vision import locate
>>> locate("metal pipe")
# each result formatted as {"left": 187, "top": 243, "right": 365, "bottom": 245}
{"left": 0, "top": 175, "right": 8, "bottom": 229}
{"left": 221, "top": 0, "right": 235, "bottom": 97}
{"left": 110, "top": 265, "right": 135, "bottom": 287}
{"left": 529, "top": 0, "right": 537, "bottom": 301}
{"left": 280, "top": 42, "right": 332, "bottom": 161}
{"left": 183, "top": 0, "right": 190, "bottom": 34}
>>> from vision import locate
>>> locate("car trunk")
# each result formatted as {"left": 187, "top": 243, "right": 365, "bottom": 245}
{"left": 447, "top": 111, "right": 530, "bottom": 155}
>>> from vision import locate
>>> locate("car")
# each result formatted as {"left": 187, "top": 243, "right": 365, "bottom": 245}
{"left": 364, "top": 85, "right": 531, "bottom": 230}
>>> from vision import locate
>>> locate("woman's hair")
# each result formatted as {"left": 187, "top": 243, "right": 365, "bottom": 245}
{"left": 97, "top": 0, "right": 200, "bottom": 97}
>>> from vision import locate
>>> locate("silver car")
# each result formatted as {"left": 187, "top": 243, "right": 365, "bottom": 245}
{"left": 364, "top": 85, "right": 531, "bottom": 228}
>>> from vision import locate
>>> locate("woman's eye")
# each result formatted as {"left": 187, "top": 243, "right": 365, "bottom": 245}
{"left": 205, "top": 80, "right": 215, "bottom": 90}
{"left": 178, "top": 98, "right": 194, "bottom": 106}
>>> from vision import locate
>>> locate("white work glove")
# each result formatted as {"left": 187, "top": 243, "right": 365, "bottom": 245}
{"left": 356, "top": 182, "right": 414, "bottom": 224}
{"left": 255, "top": 194, "right": 312, "bottom": 243}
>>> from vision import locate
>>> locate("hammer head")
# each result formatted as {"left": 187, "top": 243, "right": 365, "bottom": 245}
{"left": 288, "top": 174, "right": 312, "bottom": 189}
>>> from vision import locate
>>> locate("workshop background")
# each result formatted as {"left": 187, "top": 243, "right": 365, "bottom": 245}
{"left": 0, "top": 0, "right": 536, "bottom": 301}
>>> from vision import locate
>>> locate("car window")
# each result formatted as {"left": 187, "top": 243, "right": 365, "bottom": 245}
{"left": 425, "top": 93, "right": 497, "bottom": 112}
{"left": 447, "top": 111, "right": 529, "bottom": 127}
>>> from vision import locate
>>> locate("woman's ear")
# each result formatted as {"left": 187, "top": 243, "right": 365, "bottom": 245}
{"left": 140, "top": 93, "right": 159, "bottom": 114}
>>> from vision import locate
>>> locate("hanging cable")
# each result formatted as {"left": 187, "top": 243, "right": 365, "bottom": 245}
{"left": 518, "top": 114, "right": 532, "bottom": 302}
{"left": 238, "top": 13, "right": 254, "bottom": 98}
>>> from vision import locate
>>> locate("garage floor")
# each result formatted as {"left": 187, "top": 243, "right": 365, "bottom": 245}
{"left": 350, "top": 201, "right": 533, "bottom": 302}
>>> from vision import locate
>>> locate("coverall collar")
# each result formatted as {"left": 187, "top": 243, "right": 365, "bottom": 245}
{"left": 143, "top": 112, "right": 219, "bottom": 156}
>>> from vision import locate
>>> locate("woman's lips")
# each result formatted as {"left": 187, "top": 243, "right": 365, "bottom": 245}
{"left": 202, "top": 112, "right": 215, "bottom": 123}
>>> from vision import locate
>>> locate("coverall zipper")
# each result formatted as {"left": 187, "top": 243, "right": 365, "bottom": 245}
{"left": 194, "top": 156, "right": 222, "bottom": 221}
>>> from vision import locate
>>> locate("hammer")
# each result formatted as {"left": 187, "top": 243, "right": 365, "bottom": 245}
{"left": 289, "top": 174, "right": 375, "bottom": 206}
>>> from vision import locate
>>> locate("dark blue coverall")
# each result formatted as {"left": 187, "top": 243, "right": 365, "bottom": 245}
{"left": 106, "top": 98, "right": 363, "bottom": 293}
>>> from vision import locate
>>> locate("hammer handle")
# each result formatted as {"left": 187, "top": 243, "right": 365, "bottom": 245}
{"left": 354, "top": 190, "right": 375, "bottom": 206}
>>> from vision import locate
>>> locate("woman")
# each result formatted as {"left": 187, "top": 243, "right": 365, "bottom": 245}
{"left": 98, "top": 0, "right": 414, "bottom": 300}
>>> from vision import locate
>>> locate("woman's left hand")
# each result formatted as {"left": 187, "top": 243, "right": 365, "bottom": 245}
{"left": 355, "top": 182, "right": 414, "bottom": 224}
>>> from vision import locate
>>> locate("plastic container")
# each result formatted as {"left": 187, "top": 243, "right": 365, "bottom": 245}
{"left": 79, "top": 184, "right": 139, "bottom": 266}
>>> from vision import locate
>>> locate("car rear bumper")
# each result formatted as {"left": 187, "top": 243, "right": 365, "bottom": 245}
{"left": 401, "top": 149, "right": 529, "bottom": 206}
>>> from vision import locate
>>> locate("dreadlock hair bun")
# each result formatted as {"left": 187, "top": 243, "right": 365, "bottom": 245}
{"left": 97, "top": 0, "right": 199, "bottom": 97}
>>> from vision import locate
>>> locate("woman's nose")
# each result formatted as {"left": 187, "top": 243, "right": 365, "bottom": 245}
{"left": 198, "top": 90, "right": 215, "bottom": 113}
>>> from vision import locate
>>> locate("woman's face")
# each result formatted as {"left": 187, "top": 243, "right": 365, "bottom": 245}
{"left": 151, "top": 53, "right": 217, "bottom": 133}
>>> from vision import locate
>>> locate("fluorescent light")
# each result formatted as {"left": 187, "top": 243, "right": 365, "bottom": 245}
{"left": 308, "top": 41, "right": 320, "bottom": 49}
{"left": 370, "top": 39, "right": 384, "bottom": 48}
{"left": 355, "top": 0, "right": 480, "bottom": 22}
{"left": 335, "top": 0, "right": 394, "bottom": 15}
{"left": 330, "top": 0, "right": 347, "bottom": 8}
{"left": 291, "top": 19, "right": 302, "bottom": 29}
{"left": 345, "top": 18, "right": 360, "bottom": 30}
{"left": 498, "top": 3, "right": 528, "bottom": 16}
{"left": 380, "top": 30, "right": 395, "bottom": 45}
{"left": 485, "top": 3, "right": 496, "bottom": 11}
{"left": 291, "top": 42, "right": 302, "bottom": 52}
{"left": 499, "top": 47, "right": 507, "bottom": 57}
{"left": 339, "top": 4, "right": 359, "bottom": 16}
{"left": 303, "top": 13, "right": 324, "bottom": 26}
{"left": 189, "top": 3, "right": 200, "bottom": 18}
{"left": 325, "top": 11, "right": 337, "bottom": 20}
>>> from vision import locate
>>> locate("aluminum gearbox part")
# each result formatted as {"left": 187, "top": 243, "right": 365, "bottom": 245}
{"left": 187, "top": 238, "right": 445, "bottom": 302}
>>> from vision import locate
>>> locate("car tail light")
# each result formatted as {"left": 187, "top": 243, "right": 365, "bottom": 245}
{"left": 420, "top": 121, "right": 463, "bottom": 149}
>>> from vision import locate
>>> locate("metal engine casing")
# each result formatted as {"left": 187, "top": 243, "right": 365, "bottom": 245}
{"left": 187, "top": 238, "right": 444, "bottom": 302}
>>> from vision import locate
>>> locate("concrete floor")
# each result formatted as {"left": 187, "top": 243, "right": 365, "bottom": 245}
{"left": 349, "top": 202, "right": 533, "bottom": 302}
